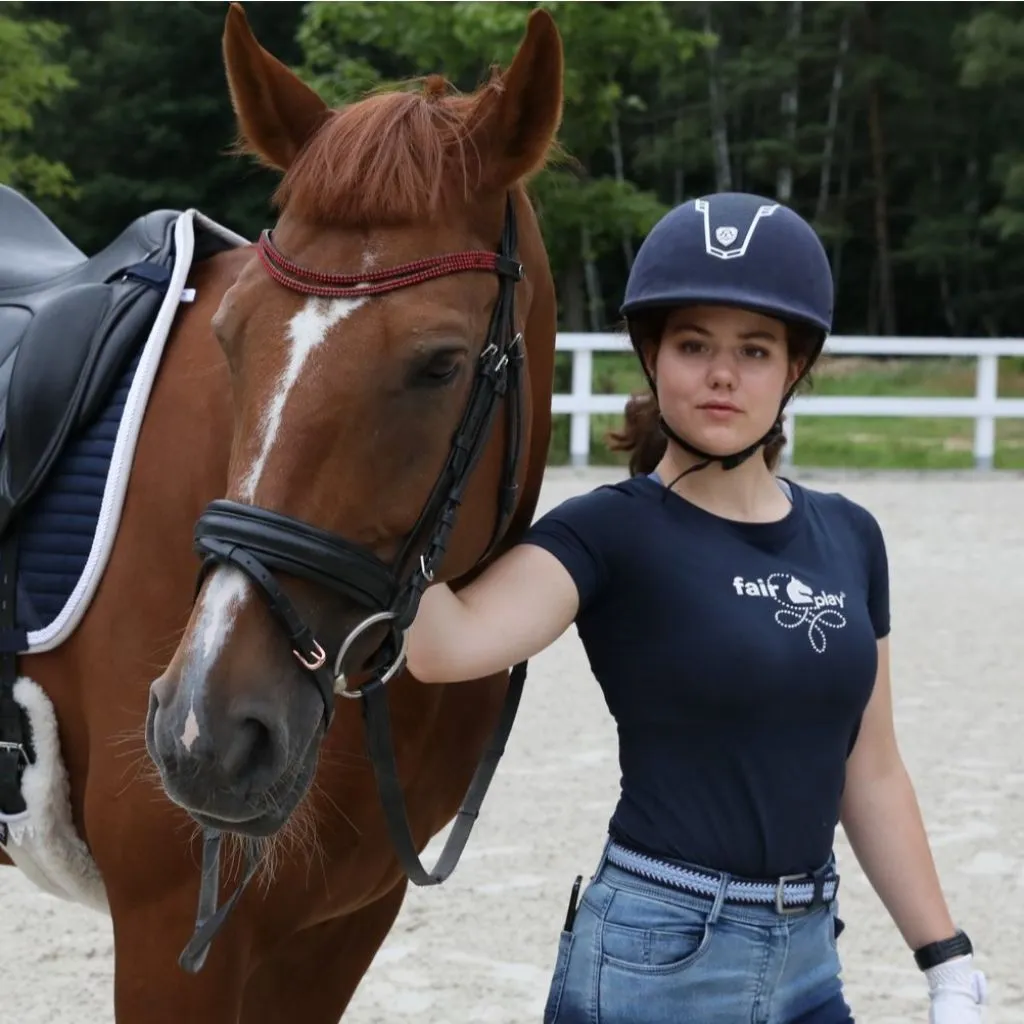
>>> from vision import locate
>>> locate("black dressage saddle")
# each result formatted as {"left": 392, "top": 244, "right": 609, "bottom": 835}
{"left": 0, "top": 184, "right": 181, "bottom": 538}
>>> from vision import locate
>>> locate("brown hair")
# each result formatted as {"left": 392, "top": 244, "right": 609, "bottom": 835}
{"left": 273, "top": 74, "right": 554, "bottom": 227}
{"left": 605, "top": 310, "right": 822, "bottom": 476}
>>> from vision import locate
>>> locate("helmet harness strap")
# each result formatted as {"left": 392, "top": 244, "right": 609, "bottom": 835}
{"left": 635, "top": 346, "right": 819, "bottom": 493}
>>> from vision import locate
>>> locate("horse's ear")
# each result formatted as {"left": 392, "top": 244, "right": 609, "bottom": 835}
{"left": 222, "top": 2, "right": 329, "bottom": 171}
{"left": 472, "top": 8, "right": 564, "bottom": 189}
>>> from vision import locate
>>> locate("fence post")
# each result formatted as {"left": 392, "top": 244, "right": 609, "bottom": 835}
{"left": 974, "top": 353, "right": 998, "bottom": 470}
{"left": 570, "top": 347, "right": 593, "bottom": 467}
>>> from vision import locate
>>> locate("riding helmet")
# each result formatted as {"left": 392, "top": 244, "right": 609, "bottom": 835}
{"left": 620, "top": 191, "right": 834, "bottom": 471}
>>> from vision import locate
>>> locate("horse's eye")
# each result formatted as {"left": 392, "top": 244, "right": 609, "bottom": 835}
{"left": 412, "top": 348, "right": 465, "bottom": 388}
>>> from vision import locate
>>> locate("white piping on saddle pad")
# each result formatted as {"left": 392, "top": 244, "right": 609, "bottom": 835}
{"left": 0, "top": 213, "right": 248, "bottom": 911}
{"left": 0, "top": 677, "right": 108, "bottom": 914}
{"left": 25, "top": 209, "right": 249, "bottom": 654}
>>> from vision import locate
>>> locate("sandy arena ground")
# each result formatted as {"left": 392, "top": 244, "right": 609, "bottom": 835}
{"left": 1, "top": 467, "right": 1022, "bottom": 1023}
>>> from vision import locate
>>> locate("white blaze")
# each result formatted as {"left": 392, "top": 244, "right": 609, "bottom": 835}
{"left": 180, "top": 295, "right": 366, "bottom": 740}
{"left": 181, "top": 566, "right": 251, "bottom": 744}
{"left": 238, "top": 295, "right": 367, "bottom": 501}
{"left": 180, "top": 705, "right": 200, "bottom": 751}
{"left": 197, "top": 568, "right": 250, "bottom": 666}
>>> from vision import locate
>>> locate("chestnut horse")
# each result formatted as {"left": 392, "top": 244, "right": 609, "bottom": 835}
{"left": 0, "top": 4, "right": 563, "bottom": 1021}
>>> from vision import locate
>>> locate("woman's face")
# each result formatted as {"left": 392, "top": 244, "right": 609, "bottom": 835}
{"left": 649, "top": 304, "right": 800, "bottom": 459}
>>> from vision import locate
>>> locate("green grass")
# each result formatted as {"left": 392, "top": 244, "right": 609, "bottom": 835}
{"left": 546, "top": 353, "right": 1024, "bottom": 470}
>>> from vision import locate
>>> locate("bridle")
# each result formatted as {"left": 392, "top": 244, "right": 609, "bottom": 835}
{"left": 177, "top": 194, "right": 531, "bottom": 972}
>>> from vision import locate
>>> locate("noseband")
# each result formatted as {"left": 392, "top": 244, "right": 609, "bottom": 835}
{"left": 178, "top": 196, "right": 530, "bottom": 972}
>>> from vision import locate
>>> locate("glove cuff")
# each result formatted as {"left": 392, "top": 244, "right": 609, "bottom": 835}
{"left": 925, "top": 955, "right": 987, "bottom": 1004}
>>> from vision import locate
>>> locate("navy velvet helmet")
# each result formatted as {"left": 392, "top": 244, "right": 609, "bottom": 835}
{"left": 620, "top": 192, "right": 834, "bottom": 472}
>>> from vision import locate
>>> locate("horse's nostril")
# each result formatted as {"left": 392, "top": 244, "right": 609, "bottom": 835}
{"left": 149, "top": 672, "right": 174, "bottom": 715}
{"left": 221, "top": 705, "right": 284, "bottom": 791}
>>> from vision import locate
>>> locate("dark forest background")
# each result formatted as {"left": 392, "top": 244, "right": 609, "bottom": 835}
{"left": 5, "top": 1, "right": 1024, "bottom": 340}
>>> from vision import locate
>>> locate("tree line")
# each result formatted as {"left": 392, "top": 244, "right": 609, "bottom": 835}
{"left": 4, "top": 1, "right": 1024, "bottom": 339}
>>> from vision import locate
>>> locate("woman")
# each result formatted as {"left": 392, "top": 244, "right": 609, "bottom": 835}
{"left": 406, "top": 193, "right": 986, "bottom": 1023}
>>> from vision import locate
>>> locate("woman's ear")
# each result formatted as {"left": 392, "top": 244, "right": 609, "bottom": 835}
{"left": 642, "top": 341, "right": 660, "bottom": 384}
{"left": 786, "top": 355, "right": 808, "bottom": 390}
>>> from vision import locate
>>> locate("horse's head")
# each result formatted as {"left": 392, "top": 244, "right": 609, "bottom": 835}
{"left": 146, "top": 3, "right": 562, "bottom": 836}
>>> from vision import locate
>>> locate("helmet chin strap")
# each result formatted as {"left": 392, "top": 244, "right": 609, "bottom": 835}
{"left": 642, "top": 364, "right": 799, "bottom": 493}
{"left": 634, "top": 327, "right": 824, "bottom": 495}
{"left": 659, "top": 412, "right": 783, "bottom": 486}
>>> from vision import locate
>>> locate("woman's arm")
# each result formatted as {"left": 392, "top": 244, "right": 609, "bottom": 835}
{"left": 839, "top": 637, "right": 959, "bottom": 950}
{"left": 406, "top": 542, "right": 580, "bottom": 683}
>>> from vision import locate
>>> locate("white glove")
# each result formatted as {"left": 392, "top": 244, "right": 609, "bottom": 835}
{"left": 926, "top": 955, "right": 987, "bottom": 1024}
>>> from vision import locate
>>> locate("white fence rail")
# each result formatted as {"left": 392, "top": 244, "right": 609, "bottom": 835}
{"left": 552, "top": 333, "right": 1024, "bottom": 468}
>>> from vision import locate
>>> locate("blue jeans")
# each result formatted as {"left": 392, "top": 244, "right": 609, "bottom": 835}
{"left": 543, "top": 843, "right": 853, "bottom": 1024}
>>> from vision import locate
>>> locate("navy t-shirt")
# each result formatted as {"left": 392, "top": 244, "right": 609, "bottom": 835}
{"left": 523, "top": 473, "right": 889, "bottom": 880}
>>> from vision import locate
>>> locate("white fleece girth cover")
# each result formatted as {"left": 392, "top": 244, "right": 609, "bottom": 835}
{"left": 1, "top": 678, "right": 107, "bottom": 912}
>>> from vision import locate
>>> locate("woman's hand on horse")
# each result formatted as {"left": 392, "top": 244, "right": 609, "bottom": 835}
{"left": 405, "top": 544, "right": 579, "bottom": 683}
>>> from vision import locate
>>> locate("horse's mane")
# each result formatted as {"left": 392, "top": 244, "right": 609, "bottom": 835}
{"left": 274, "top": 74, "right": 531, "bottom": 227}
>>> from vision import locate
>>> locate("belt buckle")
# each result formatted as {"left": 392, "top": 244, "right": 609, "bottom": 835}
{"left": 774, "top": 872, "right": 809, "bottom": 915}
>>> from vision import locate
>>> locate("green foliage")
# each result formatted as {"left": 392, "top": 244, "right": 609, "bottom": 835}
{"left": 12, "top": 1, "right": 305, "bottom": 251}
{"left": 955, "top": 7, "right": 1024, "bottom": 255}
{"left": 9, "top": 1, "right": 1024, "bottom": 339}
{"left": 296, "top": 2, "right": 693, "bottom": 322}
{"left": 0, "top": 4, "right": 75, "bottom": 197}
{"left": 956, "top": 9, "right": 1024, "bottom": 87}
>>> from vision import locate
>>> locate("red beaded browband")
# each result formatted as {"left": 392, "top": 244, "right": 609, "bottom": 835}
{"left": 256, "top": 229, "right": 522, "bottom": 298}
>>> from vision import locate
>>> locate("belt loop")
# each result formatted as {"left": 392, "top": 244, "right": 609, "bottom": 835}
{"left": 706, "top": 870, "right": 731, "bottom": 926}
{"left": 593, "top": 835, "right": 613, "bottom": 880}
{"left": 808, "top": 861, "right": 834, "bottom": 912}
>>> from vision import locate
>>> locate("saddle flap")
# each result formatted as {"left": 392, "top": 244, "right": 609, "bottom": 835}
{"left": 0, "top": 308, "right": 31, "bottom": 370}
{"left": 4, "top": 284, "right": 112, "bottom": 504}
{"left": 76, "top": 276, "right": 165, "bottom": 428}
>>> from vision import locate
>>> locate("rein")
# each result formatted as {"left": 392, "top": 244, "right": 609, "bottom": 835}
{"left": 178, "top": 195, "right": 530, "bottom": 972}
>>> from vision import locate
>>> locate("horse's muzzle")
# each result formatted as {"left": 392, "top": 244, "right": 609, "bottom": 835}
{"left": 145, "top": 666, "right": 321, "bottom": 831}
